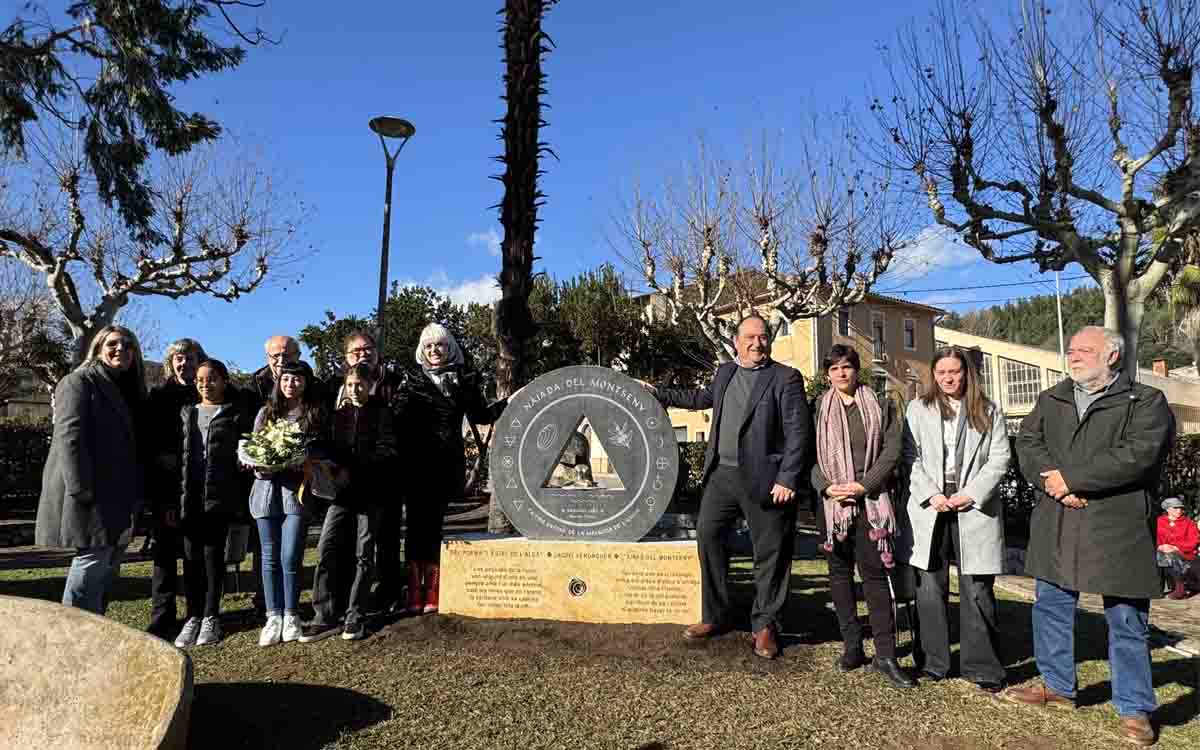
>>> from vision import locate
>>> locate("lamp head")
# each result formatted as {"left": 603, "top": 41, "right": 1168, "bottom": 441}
{"left": 369, "top": 116, "right": 415, "bottom": 139}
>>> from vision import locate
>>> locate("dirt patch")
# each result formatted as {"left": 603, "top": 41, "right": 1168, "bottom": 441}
{"left": 374, "top": 614, "right": 816, "bottom": 674}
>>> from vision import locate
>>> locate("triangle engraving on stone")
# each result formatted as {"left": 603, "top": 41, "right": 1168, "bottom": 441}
{"left": 538, "top": 416, "right": 626, "bottom": 491}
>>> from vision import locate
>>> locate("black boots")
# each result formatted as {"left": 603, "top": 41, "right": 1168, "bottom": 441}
{"left": 837, "top": 642, "right": 866, "bottom": 672}
{"left": 870, "top": 657, "right": 917, "bottom": 688}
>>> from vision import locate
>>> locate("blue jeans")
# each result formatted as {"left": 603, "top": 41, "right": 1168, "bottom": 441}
{"left": 256, "top": 515, "right": 306, "bottom": 616}
{"left": 1033, "top": 578, "right": 1156, "bottom": 717}
{"left": 63, "top": 544, "right": 128, "bottom": 615}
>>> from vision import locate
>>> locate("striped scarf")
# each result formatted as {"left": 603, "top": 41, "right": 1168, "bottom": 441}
{"left": 815, "top": 385, "right": 896, "bottom": 568}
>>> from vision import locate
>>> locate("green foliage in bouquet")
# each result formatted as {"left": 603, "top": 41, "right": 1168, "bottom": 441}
{"left": 240, "top": 420, "right": 307, "bottom": 472}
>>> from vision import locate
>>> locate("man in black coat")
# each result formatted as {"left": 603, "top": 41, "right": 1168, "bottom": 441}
{"left": 1006, "top": 326, "right": 1174, "bottom": 747}
{"left": 648, "top": 313, "right": 811, "bottom": 659}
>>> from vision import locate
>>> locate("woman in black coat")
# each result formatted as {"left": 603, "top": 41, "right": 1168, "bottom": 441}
{"left": 145, "top": 337, "right": 206, "bottom": 638}
{"left": 174, "top": 359, "right": 254, "bottom": 647}
{"left": 402, "top": 323, "right": 505, "bottom": 614}
{"left": 35, "top": 325, "right": 147, "bottom": 616}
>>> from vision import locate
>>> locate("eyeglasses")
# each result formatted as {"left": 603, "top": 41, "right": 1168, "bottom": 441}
{"left": 346, "top": 347, "right": 376, "bottom": 357}
{"left": 266, "top": 352, "right": 289, "bottom": 361}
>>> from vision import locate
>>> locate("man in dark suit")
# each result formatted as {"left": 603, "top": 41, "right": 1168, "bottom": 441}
{"left": 646, "top": 313, "right": 811, "bottom": 658}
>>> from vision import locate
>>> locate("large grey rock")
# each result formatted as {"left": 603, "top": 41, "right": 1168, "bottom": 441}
{"left": 0, "top": 594, "right": 192, "bottom": 749}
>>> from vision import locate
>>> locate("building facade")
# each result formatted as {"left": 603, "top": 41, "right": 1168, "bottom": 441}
{"left": 650, "top": 292, "right": 945, "bottom": 444}
{"left": 934, "top": 326, "right": 1200, "bottom": 434}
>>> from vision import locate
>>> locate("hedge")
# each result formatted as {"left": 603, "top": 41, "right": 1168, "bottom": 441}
{"left": 673, "top": 434, "right": 1200, "bottom": 538}
{"left": 5, "top": 421, "right": 1199, "bottom": 532}
{"left": 0, "top": 416, "right": 52, "bottom": 499}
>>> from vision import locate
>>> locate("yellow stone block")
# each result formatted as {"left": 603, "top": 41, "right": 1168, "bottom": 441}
{"left": 440, "top": 535, "right": 701, "bottom": 625}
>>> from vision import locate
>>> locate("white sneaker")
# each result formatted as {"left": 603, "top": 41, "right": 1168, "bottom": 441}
{"left": 259, "top": 615, "right": 283, "bottom": 647}
{"left": 174, "top": 617, "right": 202, "bottom": 648}
{"left": 196, "top": 616, "right": 223, "bottom": 646}
{"left": 281, "top": 613, "right": 302, "bottom": 643}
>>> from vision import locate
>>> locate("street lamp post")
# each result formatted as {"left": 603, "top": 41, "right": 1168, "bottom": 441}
{"left": 368, "top": 116, "right": 416, "bottom": 349}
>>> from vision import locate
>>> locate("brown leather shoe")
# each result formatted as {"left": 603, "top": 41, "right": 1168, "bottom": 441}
{"left": 753, "top": 624, "right": 779, "bottom": 659}
{"left": 1118, "top": 715, "right": 1155, "bottom": 746}
{"left": 1001, "top": 681, "right": 1075, "bottom": 710}
{"left": 683, "top": 622, "right": 726, "bottom": 640}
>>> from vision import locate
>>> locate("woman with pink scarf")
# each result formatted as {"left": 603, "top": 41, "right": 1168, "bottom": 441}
{"left": 812, "top": 345, "right": 912, "bottom": 688}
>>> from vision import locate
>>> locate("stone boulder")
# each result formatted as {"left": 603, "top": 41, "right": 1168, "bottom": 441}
{"left": 0, "top": 594, "right": 192, "bottom": 749}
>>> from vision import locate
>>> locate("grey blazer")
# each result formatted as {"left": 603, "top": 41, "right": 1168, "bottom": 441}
{"left": 35, "top": 363, "right": 144, "bottom": 549}
{"left": 900, "top": 398, "right": 1010, "bottom": 575}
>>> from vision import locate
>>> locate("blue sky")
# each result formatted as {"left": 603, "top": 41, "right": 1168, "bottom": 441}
{"left": 109, "top": 0, "right": 1090, "bottom": 369}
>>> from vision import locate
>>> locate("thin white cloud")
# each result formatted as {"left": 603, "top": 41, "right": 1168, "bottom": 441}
{"left": 441, "top": 275, "right": 501, "bottom": 306}
{"left": 468, "top": 228, "right": 502, "bottom": 257}
{"left": 883, "top": 226, "right": 979, "bottom": 284}
{"left": 399, "top": 270, "right": 501, "bottom": 306}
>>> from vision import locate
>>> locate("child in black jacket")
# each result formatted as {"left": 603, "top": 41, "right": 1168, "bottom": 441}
{"left": 301, "top": 363, "right": 397, "bottom": 642}
{"left": 175, "top": 359, "right": 253, "bottom": 648}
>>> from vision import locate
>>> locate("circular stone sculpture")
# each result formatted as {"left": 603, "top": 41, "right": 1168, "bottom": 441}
{"left": 491, "top": 366, "right": 679, "bottom": 541}
{"left": 0, "top": 594, "right": 193, "bottom": 749}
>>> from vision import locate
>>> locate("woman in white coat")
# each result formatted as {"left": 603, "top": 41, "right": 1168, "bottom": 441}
{"left": 903, "top": 346, "right": 1010, "bottom": 692}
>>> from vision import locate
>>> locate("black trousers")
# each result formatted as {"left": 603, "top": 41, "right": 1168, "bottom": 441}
{"left": 149, "top": 520, "right": 180, "bottom": 632}
{"left": 181, "top": 512, "right": 229, "bottom": 619}
{"left": 914, "top": 513, "right": 1005, "bottom": 683}
{"left": 820, "top": 501, "right": 896, "bottom": 659}
{"left": 697, "top": 466, "right": 796, "bottom": 632}
{"left": 374, "top": 503, "right": 404, "bottom": 608}
{"left": 405, "top": 496, "right": 449, "bottom": 564}
{"left": 311, "top": 504, "right": 377, "bottom": 626}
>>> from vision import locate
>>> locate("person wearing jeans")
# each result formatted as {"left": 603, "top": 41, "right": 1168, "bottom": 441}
{"left": 1033, "top": 579, "right": 1157, "bottom": 717}
{"left": 36, "top": 325, "right": 148, "bottom": 617}
{"left": 1008, "top": 326, "right": 1174, "bottom": 747}
{"left": 63, "top": 543, "right": 128, "bottom": 614}
{"left": 256, "top": 514, "right": 307, "bottom": 627}
{"left": 247, "top": 360, "right": 328, "bottom": 647}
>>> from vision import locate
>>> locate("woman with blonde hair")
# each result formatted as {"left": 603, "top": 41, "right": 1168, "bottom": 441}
{"left": 903, "top": 346, "right": 1010, "bottom": 692}
{"left": 35, "top": 325, "right": 147, "bottom": 615}
{"left": 401, "top": 323, "right": 506, "bottom": 614}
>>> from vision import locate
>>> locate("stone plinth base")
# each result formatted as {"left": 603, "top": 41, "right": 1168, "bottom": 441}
{"left": 440, "top": 535, "right": 701, "bottom": 625}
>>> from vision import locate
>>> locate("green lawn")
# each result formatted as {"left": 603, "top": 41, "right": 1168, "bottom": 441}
{"left": 1, "top": 552, "right": 1195, "bottom": 749}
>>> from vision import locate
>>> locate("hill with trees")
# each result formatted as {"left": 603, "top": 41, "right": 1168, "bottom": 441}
{"left": 938, "top": 286, "right": 1193, "bottom": 369}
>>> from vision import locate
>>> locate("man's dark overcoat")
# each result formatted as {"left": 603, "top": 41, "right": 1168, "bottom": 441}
{"left": 1015, "top": 372, "right": 1174, "bottom": 599}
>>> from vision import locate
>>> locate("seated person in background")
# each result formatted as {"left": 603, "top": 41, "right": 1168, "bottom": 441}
{"left": 1157, "top": 497, "right": 1199, "bottom": 600}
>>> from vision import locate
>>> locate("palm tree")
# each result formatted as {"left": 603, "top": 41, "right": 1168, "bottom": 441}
{"left": 489, "top": 0, "right": 558, "bottom": 532}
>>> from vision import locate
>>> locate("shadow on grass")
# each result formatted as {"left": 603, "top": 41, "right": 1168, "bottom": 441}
{"left": 190, "top": 682, "right": 390, "bottom": 749}
{"left": 0, "top": 570, "right": 154, "bottom": 604}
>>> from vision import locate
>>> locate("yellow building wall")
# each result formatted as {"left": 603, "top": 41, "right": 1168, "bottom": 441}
{"left": 934, "top": 326, "right": 1200, "bottom": 433}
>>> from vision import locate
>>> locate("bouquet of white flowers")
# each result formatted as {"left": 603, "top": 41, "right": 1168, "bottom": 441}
{"left": 238, "top": 419, "right": 308, "bottom": 473}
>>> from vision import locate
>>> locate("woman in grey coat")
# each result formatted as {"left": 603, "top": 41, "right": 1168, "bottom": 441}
{"left": 902, "top": 346, "right": 1010, "bottom": 691}
{"left": 35, "top": 325, "right": 147, "bottom": 615}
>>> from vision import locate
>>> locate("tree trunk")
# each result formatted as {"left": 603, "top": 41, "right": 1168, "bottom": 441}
{"left": 487, "top": 0, "right": 555, "bottom": 534}
{"left": 1102, "top": 283, "right": 1145, "bottom": 378}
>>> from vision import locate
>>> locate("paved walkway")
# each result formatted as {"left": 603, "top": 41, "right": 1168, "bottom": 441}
{"left": 994, "top": 575, "right": 1200, "bottom": 657}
